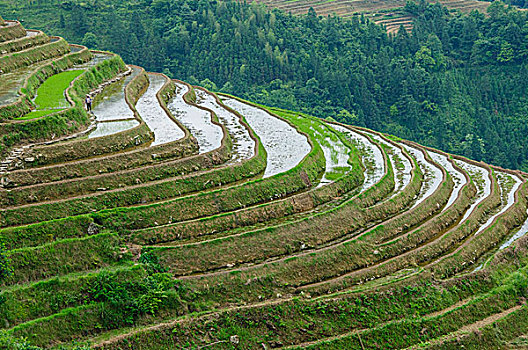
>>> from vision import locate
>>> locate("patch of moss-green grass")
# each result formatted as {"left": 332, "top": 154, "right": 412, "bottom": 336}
{"left": 324, "top": 166, "right": 350, "bottom": 181}
{"left": 15, "top": 70, "right": 84, "bottom": 121}
{"left": 33, "top": 70, "right": 83, "bottom": 109}
{"left": 15, "top": 109, "right": 62, "bottom": 120}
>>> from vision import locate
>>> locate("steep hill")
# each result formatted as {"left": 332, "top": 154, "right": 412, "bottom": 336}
{"left": 1, "top": 1, "right": 528, "bottom": 172}
{"left": 0, "top": 15, "right": 528, "bottom": 350}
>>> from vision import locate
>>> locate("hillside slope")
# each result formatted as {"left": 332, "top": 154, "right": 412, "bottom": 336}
{"left": 0, "top": 16, "right": 528, "bottom": 350}
{"left": 2, "top": 1, "right": 528, "bottom": 172}
{"left": 251, "top": 0, "right": 491, "bottom": 16}
{"left": 251, "top": 0, "right": 491, "bottom": 33}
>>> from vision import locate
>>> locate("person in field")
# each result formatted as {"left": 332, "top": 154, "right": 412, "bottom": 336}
{"left": 85, "top": 95, "right": 93, "bottom": 112}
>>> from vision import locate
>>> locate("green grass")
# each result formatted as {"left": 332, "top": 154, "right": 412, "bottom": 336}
{"left": 14, "top": 70, "right": 84, "bottom": 121}
{"left": 33, "top": 70, "right": 83, "bottom": 109}
{"left": 324, "top": 166, "right": 350, "bottom": 181}
{"left": 15, "top": 109, "right": 62, "bottom": 120}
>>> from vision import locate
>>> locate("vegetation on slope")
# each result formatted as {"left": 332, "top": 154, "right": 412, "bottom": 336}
{"left": 1, "top": 0, "right": 528, "bottom": 169}
{"left": 20, "top": 70, "right": 84, "bottom": 120}
{"left": 1, "top": 3, "right": 528, "bottom": 350}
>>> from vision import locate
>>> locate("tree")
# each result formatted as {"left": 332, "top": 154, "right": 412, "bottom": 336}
{"left": 200, "top": 78, "right": 218, "bottom": 91}
{"left": 497, "top": 42, "right": 514, "bottom": 63}
{"left": 337, "top": 109, "right": 358, "bottom": 125}
{"left": 59, "top": 12, "right": 65, "bottom": 28}
{"left": 70, "top": 5, "right": 88, "bottom": 38}
{"left": 81, "top": 32, "right": 98, "bottom": 49}
{"left": 6, "top": 0, "right": 528, "bottom": 169}
{"left": 415, "top": 46, "right": 436, "bottom": 71}
{"left": 220, "top": 81, "right": 234, "bottom": 93}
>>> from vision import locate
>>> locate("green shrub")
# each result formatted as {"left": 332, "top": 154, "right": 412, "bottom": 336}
{"left": 0, "top": 241, "right": 12, "bottom": 283}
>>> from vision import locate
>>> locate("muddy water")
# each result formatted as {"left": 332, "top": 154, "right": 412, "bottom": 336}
{"left": 0, "top": 51, "right": 109, "bottom": 107}
{"left": 474, "top": 173, "right": 522, "bottom": 236}
{"left": 364, "top": 132, "right": 412, "bottom": 199}
{"left": 402, "top": 144, "right": 442, "bottom": 209}
{"left": 428, "top": 151, "right": 467, "bottom": 212}
{"left": 168, "top": 83, "right": 222, "bottom": 154}
{"left": 315, "top": 123, "right": 351, "bottom": 187}
{"left": 0, "top": 64, "right": 36, "bottom": 105}
{"left": 473, "top": 173, "right": 523, "bottom": 271}
{"left": 303, "top": 120, "right": 350, "bottom": 188}
{"left": 91, "top": 67, "right": 140, "bottom": 122}
{"left": 70, "top": 53, "right": 112, "bottom": 70}
{"left": 195, "top": 89, "right": 254, "bottom": 163}
{"left": 331, "top": 124, "right": 385, "bottom": 192}
{"left": 223, "top": 98, "right": 310, "bottom": 178}
{"left": 455, "top": 160, "right": 491, "bottom": 223}
{"left": 136, "top": 74, "right": 185, "bottom": 146}
{"left": 69, "top": 45, "right": 83, "bottom": 53}
{"left": 87, "top": 67, "right": 141, "bottom": 138}
{"left": 88, "top": 120, "right": 139, "bottom": 139}
{"left": 25, "top": 30, "right": 39, "bottom": 38}
{"left": 499, "top": 213, "right": 528, "bottom": 250}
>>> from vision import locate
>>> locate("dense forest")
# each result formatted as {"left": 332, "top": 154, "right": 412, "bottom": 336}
{"left": 1, "top": 0, "right": 528, "bottom": 170}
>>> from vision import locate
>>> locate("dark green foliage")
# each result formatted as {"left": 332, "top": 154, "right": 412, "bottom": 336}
{"left": 2, "top": 2, "right": 528, "bottom": 349}
{"left": 1, "top": 267, "right": 174, "bottom": 348}
{"left": 88, "top": 271, "right": 173, "bottom": 328}
{"left": 0, "top": 332, "right": 42, "bottom": 350}
{"left": 0, "top": 241, "right": 12, "bottom": 282}
{"left": 139, "top": 248, "right": 169, "bottom": 274}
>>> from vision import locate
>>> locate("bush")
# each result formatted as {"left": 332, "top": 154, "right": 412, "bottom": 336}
{"left": 0, "top": 242, "right": 12, "bottom": 282}
{"left": 0, "top": 331, "right": 41, "bottom": 350}
{"left": 87, "top": 271, "right": 173, "bottom": 328}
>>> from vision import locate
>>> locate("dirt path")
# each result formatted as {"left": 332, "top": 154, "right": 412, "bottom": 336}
{"left": 405, "top": 304, "right": 524, "bottom": 349}
{"left": 280, "top": 329, "right": 365, "bottom": 349}
{"left": 296, "top": 172, "right": 516, "bottom": 293}
{"left": 92, "top": 296, "right": 296, "bottom": 348}
{"left": 92, "top": 276, "right": 521, "bottom": 349}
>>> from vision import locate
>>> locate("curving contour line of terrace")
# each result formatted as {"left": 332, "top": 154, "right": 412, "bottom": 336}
{"left": 0, "top": 18, "right": 528, "bottom": 350}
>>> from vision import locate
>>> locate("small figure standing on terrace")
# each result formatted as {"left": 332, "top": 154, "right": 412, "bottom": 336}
{"left": 85, "top": 95, "right": 93, "bottom": 112}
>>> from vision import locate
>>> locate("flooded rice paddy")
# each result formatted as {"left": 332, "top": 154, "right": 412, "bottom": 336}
{"left": 331, "top": 124, "right": 385, "bottom": 192}
{"left": 223, "top": 98, "right": 310, "bottom": 178}
{"left": 195, "top": 90, "right": 254, "bottom": 163}
{"left": 168, "top": 83, "right": 223, "bottom": 154}
{"left": 428, "top": 151, "right": 467, "bottom": 212}
{"left": 135, "top": 73, "right": 185, "bottom": 146}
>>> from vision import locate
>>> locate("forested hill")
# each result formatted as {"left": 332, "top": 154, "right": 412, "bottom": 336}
{"left": 1, "top": 0, "right": 528, "bottom": 170}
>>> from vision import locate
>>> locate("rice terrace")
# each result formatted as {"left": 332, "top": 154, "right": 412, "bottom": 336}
{"left": 1, "top": 0, "right": 528, "bottom": 349}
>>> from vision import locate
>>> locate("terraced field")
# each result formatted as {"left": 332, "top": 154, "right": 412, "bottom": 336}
{"left": 1, "top": 17, "right": 528, "bottom": 350}
{"left": 253, "top": 0, "right": 491, "bottom": 16}
{"left": 249, "top": 0, "right": 491, "bottom": 34}
{"left": 370, "top": 13, "right": 415, "bottom": 34}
